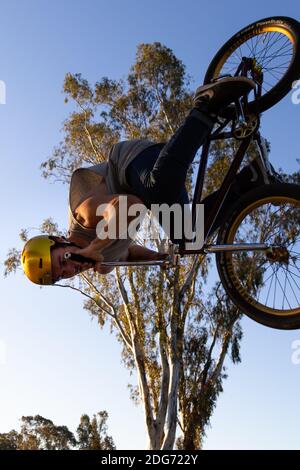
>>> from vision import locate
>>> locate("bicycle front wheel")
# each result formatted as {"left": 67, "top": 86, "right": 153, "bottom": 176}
{"left": 204, "top": 16, "right": 300, "bottom": 114}
{"left": 216, "top": 183, "right": 300, "bottom": 329}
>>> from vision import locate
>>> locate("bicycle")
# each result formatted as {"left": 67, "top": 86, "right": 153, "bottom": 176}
{"left": 67, "top": 16, "right": 300, "bottom": 330}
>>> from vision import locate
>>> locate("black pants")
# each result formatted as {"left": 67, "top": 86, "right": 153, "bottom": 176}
{"left": 125, "top": 110, "right": 214, "bottom": 244}
{"left": 126, "top": 110, "right": 213, "bottom": 207}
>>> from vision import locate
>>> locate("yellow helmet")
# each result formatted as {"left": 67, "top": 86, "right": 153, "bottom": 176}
{"left": 21, "top": 235, "right": 56, "bottom": 285}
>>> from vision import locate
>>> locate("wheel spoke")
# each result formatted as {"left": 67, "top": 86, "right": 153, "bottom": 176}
{"left": 282, "top": 265, "right": 300, "bottom": 280}
{"left": 219, "top": 30, "right": 294, "bottom": 100}
{"left": 255, "top": 33, "right": 284, "bottom": 58}
{"left": 265, "top": 266, "right": 275, "bottom": 306}
{"left": 265, "top": 68, "right": 285, "bottom": 83}
{"left": 285, "top": 270, "right": 300, "bottom": 305}
{"left": 291, "top": 257, "right": 300, "bottom": 278}
{"left": 225, "top": 194, "right": 300, "bottom": 314}
{"left": 272, "top": 264, "right": 292, "bottom": 309}
{"left": 260, "top": 32, "right": 275, "bottom": 65}
{"left": 259, "top": 43, "right": 292, "bottom": 66}
{"left": 283, "top": 264, "right": 300, "bottom": 288}
{"left": 272, "top": 265, "right": 278, "bottom": 309}
{"left": 282, "top": 268, "right": 288, "bottom": 309}
{"left": 256, "top": 35, "right": 290, "bottom": 62}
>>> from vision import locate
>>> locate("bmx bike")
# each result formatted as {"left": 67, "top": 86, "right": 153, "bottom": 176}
{"left": 69, "top": 16, "right": 300, "bottom": 330}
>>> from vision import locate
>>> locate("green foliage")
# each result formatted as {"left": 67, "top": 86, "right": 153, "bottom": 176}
{"left": 4, "top": 248, "right": 21, "bottom": 277}
{"left": 0, "top": 431, "right": 19, "bottom": 450}
{"left": 76, "top": 411, "right": 116, "bottom": 450}
{"left": 40, "top": 42, "right": 193, "bottom": 186}
{"left": 18, "top": 415, "right": 77, "bottom": 450}
{"left": 0, "top": 411, "right": 115, "bottom": 450}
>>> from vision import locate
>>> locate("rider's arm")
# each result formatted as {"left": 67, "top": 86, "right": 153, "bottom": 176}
{"left": 127, "top": 243, "right": 169, "bottom": 262}
{"left": 72, "top": 194, "right": 145, "bottom": 261}
{"left": 92, "top": 244, "right": 168, "bottom": 274}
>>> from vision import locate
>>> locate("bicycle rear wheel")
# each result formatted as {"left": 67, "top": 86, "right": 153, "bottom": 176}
{"left": 204, "top": 16, "right": 300, "bottom": 114}
{"left": 216, "top": 183, "right": 300, "bottom": 329}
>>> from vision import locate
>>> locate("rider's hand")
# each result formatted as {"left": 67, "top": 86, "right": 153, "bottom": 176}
{"left": 93, "top": 262, "right": 114, "bottom": 275}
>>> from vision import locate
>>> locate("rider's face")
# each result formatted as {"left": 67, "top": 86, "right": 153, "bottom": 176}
{"left": 51, "top": 246, "right": 93, "bottom": 282}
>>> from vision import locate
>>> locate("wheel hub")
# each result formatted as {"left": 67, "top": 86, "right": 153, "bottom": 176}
{"left": 266, "top": 246, "right": 290, "bottom": 264}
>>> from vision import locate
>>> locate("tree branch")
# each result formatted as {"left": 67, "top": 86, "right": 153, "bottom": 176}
{"left": 77, "top": 102, "right": 102, "bottom": 161}
{"left": 80, "top": 272, "right": 133, "bottom": 350}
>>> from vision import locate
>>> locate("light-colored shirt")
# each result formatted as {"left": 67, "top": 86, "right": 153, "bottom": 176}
{"left": 68, "top": 139, "right": 158, "bottom": 261}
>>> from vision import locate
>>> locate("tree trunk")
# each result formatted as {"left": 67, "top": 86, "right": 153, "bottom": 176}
{"left": 161, "top": 358, "right": 180, "bottom": 449}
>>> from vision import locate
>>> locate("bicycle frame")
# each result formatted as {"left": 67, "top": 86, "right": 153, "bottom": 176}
{"left": 76, "top": 92, "right": 280, "bottom": 269}
{"left": 179, "top": 117, "right": 277, "bottom": 256}
{"left": 93, "top": 114, "right": 278, "bottom": 269}
{"left": 90, "top": 107, "right": 279, "bottom": 269}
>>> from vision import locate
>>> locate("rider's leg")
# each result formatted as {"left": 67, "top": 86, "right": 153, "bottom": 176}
{"left": 138, "top": 110, "right": 213, "bottom": 203}
{"left": 126, "top": 77, "right": 257, "bottom": 242}
{"left": 135, "top": 77, "right": 256, "bottom": 203}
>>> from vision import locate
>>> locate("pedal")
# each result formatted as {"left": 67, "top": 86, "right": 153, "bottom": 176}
{"left": 232, "top": 113, "right": 260, "bottom": 140}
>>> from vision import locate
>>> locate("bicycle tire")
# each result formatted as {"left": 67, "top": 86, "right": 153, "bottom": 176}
{"left": 216, "top": 183, "right": 300, "bottom": 330}
{"left": 204, "top": 16, "right": 300, "bottom": 114}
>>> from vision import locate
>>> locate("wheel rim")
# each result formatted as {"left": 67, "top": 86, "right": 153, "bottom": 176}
{"left": 213, "top": 25, "right": 296, "bottom": 102}
{"left": 224, "top": 196, "right": 300, "bottom": 317}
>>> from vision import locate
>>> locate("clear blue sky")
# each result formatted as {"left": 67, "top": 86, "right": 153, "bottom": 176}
{"left": 1, "top": 0, "right": 300, "bottom": 450}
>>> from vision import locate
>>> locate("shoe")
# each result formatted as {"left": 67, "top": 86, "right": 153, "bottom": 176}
{"left": 193, "top": 77, "right": 256, "bottom": 119}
